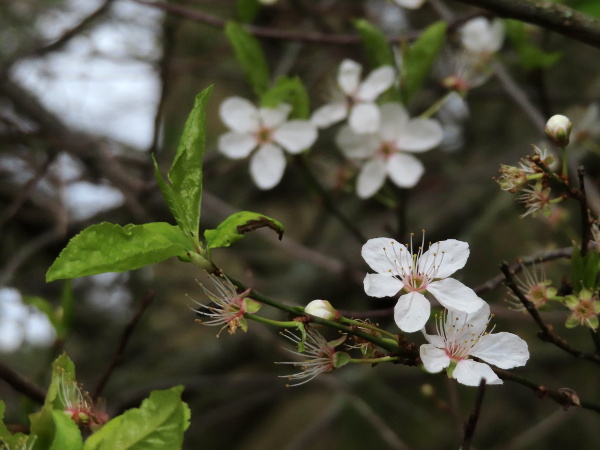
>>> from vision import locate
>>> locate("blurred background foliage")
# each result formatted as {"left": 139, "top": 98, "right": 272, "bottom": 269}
{"left": 1, "top": 0, "right": 600, "bottom": 448}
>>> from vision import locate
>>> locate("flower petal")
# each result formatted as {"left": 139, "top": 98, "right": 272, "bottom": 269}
{"left": 386, "top": 153, "right": 425, "bottom": 188}
{"left": 219, "top": 97, "right": 259, "bottom": 133}
{"left": 357, "top": 158, "right": 387, "bottom": 198}
{"left": 449, "top": 302, "right": 490, "bottom": 338}
{"left": 453, "top": 360, "right": 502, "bottom": 386}
{"left": 420, "top": 239, "right": 469, "bottom": 279}
{"left": 362, "top": 237, "right": 407, "bottom": 274}
{"left": 396, "top": 118, "right": 444, "bottom": 152}
{"left": 338, "top": 59, "right": 362, "bottom": 95}
{"left": 395, "top": 0, "right": 426, "bottom": 9}
{"left": 394, "top": 292, "right": 431, "bottom": 333}
{"left": 487, "top": 19, "right": 506, "bottom": 53}
{"left": 471, "top": 332, "right": 529, "bottom": 369}
{"left": 259, "top": 104, "right": 292, "bottom": 128}
{"left": 364, "top": 273, "right": 403, "bottom": 297}
{"left": 379, "top": 103, "right": 409, "bottom": 142}
{"left": 311, "top": 102, "right": 348, "bottom": 128}
{"left": 427, "top": 278, "right": 485, "bottom": 313}
{"left": 335, "top": 126, "right": 379, "bottom": 159}
{"left": 273, "top": 120, "right": 318, "bottom": 154}
{"left": 250, "top": 144, "right": 286, "bottom": 190}
{"left": 218, "top": 132, "right": 256, "bottom": 159}
{"left": 349, "top": 103, "right": 380, "bottom": 134}
{"left": 357, "top": 66, "right": 395, "bottom": 101}
{"left": 420, "top": 344, "right": 450, "bottom": 373}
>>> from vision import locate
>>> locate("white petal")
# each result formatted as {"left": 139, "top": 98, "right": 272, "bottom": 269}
{"left": 471, "top": 332, "right": 529, "bottom": 369}
{"left": 249, "top": 144, "right": 286, "bottom": 190}
{"left": 427, "top": 278, "right": 485, "bottom": 313}
{"left": 357, "top": 66, "right": 395, "bottom": 101}
{"left": 420, "top": 344, "right": 450, "bottom": 373}
{"left": 396, "top": 118, "right": 444, "bottom": 152}
{"left": 357, "top": 158, "right": 387, "bottom": 198}
{"left": 379, "top": 103, "right": 409, "bottom": 142}
{"left": 419, "top": 239, "right": 470, "bottom": 279}
{"left": 336, "top": 126, "right": 379, "bottom": 159}
{"left": 338, "top": 59, "right": 362, "bottom": 95}
{"left": 386, "top": 153, "right": 425, "bottom": 188}
{"left": 273, "top": 120, "right": 317, "bottom": 154}
{"left": 259, "top": 104, "right": 292, "bottom": 128}
{"left": 349, "top": 103, "right": 381, "bottom": 134}
{"left": 453, "top": 360, "right": 502, "bottom": 386}
{"left": 422, "top": 331, "right": 445, "bottom": 348}
{"left": 394, "top": 0, "right": 426, "bottom": 9}
{"left": 218, "top": 132, "right": 257, "bottom": 159}
{"left": 361, "top": 237, "right": 407, "bottom": 274}
{"left": 364, "top": 273, "right": 403, "bottom": 298}
{"left": 449, "top": 302, "right": 491, "bottom": 338}
{"left": 311, "top": 102, "right": 348, "bottom": 128}
{"left": 487, "top": 19, "right": 506, "bottom": 53}
{"left": 394, "top": 292, "right": 431, "bottom": 333}
{"left": 219, "top": 97, "right": 259, "bottom": 133}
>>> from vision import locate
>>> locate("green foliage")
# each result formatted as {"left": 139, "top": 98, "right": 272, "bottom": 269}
{"left": 235, "top": 0, "right": 260, "bottom": 23}
{"left": 225, "top": 22, "right": 270, "bottom": 96}
{"left": 571, "top": 246, "right": 599, "bottom": 291}
{"left": 84, "top": 386, "right": 190, "bottom": 450}
{"left": 204, "top": 211, "right": 284, "bottom": 249}
{"left": 46, "top": 223, "right": 194, "bottom": 282}
{"left": 569, "top": 0, "right": 600, "bottom": 17}
{"left": 505, "top": 20, "right": 562, "bottom": 70}
{"left": 28, "top": 409, "right": 83, "bottom": 450}
{"left": 401, "top": 21, "right": 447, "bottom": 103}
{"left": 353, "top": 19, "right": 395, "bottom": 68}
{"left": 153, "top": 87, "right": 212, "bottom": 241}
{"left": 45, "top": 353, "right": 77, "bottom": 409}
{"left": 261, "top": 76, "right": 310, "bottom": 119}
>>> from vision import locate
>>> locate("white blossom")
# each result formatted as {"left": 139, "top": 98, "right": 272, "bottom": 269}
{"left": 311, "top": 59, "right": 395, "bottom": 134}
{"left": 361, "top": 234, "right": 485, "bottom": 332}
{"left": 218, "top": 97, "right": 317, "bottom": 190}
{"left": 420, "top": 303, "right": 529, "bottom": 386}
{"left": 459, "top": 17, "right": 505, "bottom": 56}
{"left": 393, "top": 0, "right": 426, "bottom": 9}
{"left": 336, "top": 103, "right": 443, "bottom": 198}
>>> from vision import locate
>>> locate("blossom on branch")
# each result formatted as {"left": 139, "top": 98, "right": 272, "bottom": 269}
{"left": 311, "top": 59, "right": 395, "bottom": 134}
{"left": 393, "top": 0, "right": 426, "bottom": 9}
{"left": 459, "top": 17, "right": 505, "bottom": 57}
{"left": 218, "top": 97, "right": 317, "bottom": 189}
{"left": 336, "top": 103, "right": 443, "bottom": 198}
{"left": 361, "top": 233, "right": 485, "bottom": 332}
{"left": 420, "top": 303, "right": 529, "bottom": 386}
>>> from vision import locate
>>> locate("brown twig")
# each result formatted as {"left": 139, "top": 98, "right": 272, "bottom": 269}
{"left": 576, "top": 167, "right": 592, "bottom": 257}
{"left": 92, "top": 290, "right": 155, "bottom": 400}
{"left": 0, "top": 362, "right": 46, "bottom": 404}
{"left": 462, "top": 379, "right": 487, "bottom": 450}
{"left": 500, "top": 261, "right": 600, "bottom": 365}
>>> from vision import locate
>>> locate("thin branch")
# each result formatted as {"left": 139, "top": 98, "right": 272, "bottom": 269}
{"left": 576, "top": 167, "right": 592, "bottom": 256}
{"left": 500, "top": 261, "right": 600, "bottom": 365}
{"left": 92, "top": 290, "right": 155, "bottom": 400}
{"left": 0, "top": 362, "right": 46, "bottom": 404}
{"left": 462, "top": 379, "right": 487, "bottom": 450}
{"left": 450, "top": 0, "right": 600, "bottom": 49}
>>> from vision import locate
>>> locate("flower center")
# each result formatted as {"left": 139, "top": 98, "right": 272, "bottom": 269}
{"left": 255, "top": 126, "right": 273, "bottom": 145}
{"left": 378, "top": 141, "right": 397, "bottom": 160}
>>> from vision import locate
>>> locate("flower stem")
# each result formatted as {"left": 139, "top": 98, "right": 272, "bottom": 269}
{"left": 349, "top": 356, "right": 399, "bottom": 364}
{"left": 245, "top": 314, "right": 302, "bottom": 330}
{"left": 418, "top": 91, "right": 456, "bottom": 119}
{"left": 340, "top": 317, "right": 398, "bottom": 340}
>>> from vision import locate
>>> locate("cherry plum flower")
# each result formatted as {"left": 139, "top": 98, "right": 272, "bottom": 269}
{"left": 420, "top": 303, "right": 529, "bottom": 386}
{"left": 459, "top": 17, "right": 505, "bottom": 57}
{"left": 336, "top": 103, "right": 443, "bottom": 198}
{"left": 311, "top": 59, "right": 395, "bottom": 134}
{"left": 218, "top": 97, "right": 317, "bottom": 189}
{"left": 393, "top": 0, "right": 426, "bottom": 9}
{"left": 362, "top": 234, "right": 485, "bottom": 332}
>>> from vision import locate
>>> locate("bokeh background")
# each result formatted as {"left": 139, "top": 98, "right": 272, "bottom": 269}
{"left": 1, "top": 0, "right": 600, "bottom": 448}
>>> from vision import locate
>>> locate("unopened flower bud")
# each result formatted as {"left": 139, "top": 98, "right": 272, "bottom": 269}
{"left": 305, "top": 299, "right": 337, "bottom": 320}
{"left": 545, "top": 115, "right": 572, "bottom": 147}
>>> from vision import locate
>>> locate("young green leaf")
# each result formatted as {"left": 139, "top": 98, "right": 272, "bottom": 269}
{"left": 261, "top": 76, "right": 310, "bottom": 119}
{"left": 505, "top": 20, "right": 561, "bottom": 70}
{"left": 225, "top": 22, "right": 270, "bottom": 96}
{"left": 353, "top": 19, "right": 395, "bottom": 69}
{"left": 236, "top": 0, "right": 260, "bottom": 23}
{"left": 204, "top": 211, "right": 284, "bottom": 249}
{"left": 46, "top": 353, "right": 77, "bottom": 409}
{"left": 401, "top": 21, "right": 447, "bottom": 103}
{"left": 571, "top": 246, "right": 599, "bottom": 292}
{"left": 46, "top": 222, "right": 194, "bottom": 282}
{"left": 153, "top": 86, "right": 212, "bottom": 241}
{"left": 83, "top": 386, "right": 190, "bottom": 450}
{"left": 29, "top": 408, "right": 83, "bottom": 450}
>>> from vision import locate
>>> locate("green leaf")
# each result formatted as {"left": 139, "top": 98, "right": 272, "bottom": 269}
{"left": 28, "top": 408, "right": 83, "bottom": 450}
{"left": 46, "top": 222, "right": 193, "bottom": 282}
{"left": 505, "top": 20, "right": 562, "bottom": 70}
{"left": 225, "top": 22, "right": 270, "bottom": 96}
{"left": 261, "top": 76, "right": 310, "bottom": 119}
{"left": 83, "top": 386, "right": 190, "bottom": 450}
{"left": 571, "top": 246, "right": 599, "bottom": 291}
{"left": 569, "top": 0, "right": 600, "bottom": 18}
{"left": 46, "top": 354, "right": 76, "bottom": 409}
{"left": 153, "top": 87, "right": 212, "bottom": 240}
{"left": 353, "top": 19, "right": 395, "bottom": 68}
{"left": 401, "top": 21, "right": 447, "bottom": 103}
{"left": 236, "top": 0, "right": 260, "bottom": 23}
{"left": 204, "top": 211, "right": 284, "bottom": 249}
